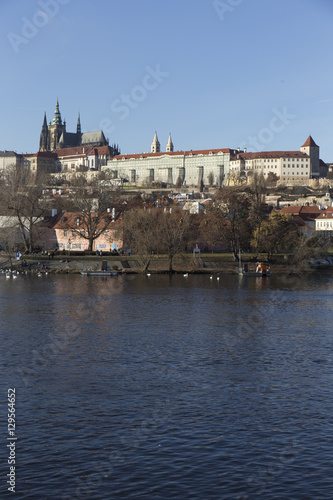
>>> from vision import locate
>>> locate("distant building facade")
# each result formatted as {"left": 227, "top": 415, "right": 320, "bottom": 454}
{"left": 0, "top": 150, "right": 24, "bottom": 172}
{"left": 55, "top": 145, "right": 117, "bottom": 172}
{"left": 104, "top": 132, "right": 239, "bottom": 187}
{"left": 23, "top": 151, "right": 59, "bottom": 176}
{"left": 229, "top": 136, "right": 327, "bottom": 182}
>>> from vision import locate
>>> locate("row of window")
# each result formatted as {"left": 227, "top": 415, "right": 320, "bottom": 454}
{"left": 282, "top": 172, "right": 308, "bottom": 176}
{"left": 317, "top": 221, "right": 333, "bottom": 228}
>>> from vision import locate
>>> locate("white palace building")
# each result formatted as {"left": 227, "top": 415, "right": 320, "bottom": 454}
{"left": 102, "top": 133, "right": 328, "bottom": 187}
{"left": 103, "top": 133, "right": 239, "bottom": 187}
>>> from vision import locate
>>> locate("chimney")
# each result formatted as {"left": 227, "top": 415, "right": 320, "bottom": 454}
{"left": 244, "top": 148, "right": 247, "bottom": 153}
{"left": 52, "top": 208, "right": 57, "bottom": 217}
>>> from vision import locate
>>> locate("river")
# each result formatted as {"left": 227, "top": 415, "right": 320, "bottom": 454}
{"left": 1, "top": 272, "right": 333, "bottom": 499}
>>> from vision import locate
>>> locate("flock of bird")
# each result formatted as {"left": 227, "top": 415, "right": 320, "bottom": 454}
{"left": 1, "top": 269, "right": 48, "bottom": 278}
{"left": 146, "top": 272, "right": 220, "bottom": 280}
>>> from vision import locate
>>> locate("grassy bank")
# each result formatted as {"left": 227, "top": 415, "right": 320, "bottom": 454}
{"left": 1, "top": 251, "right": 328, "bottom": 275}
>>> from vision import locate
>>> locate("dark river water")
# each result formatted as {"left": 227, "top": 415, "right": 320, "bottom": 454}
{"left": 1, "top": 272, "right": 333, "bottom": 499}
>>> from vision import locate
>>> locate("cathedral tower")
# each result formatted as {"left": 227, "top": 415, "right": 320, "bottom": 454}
{"left": 48, "top": 98, "right": 66, "bottom": 151}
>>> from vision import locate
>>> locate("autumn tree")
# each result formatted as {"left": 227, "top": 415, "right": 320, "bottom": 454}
{"left": 251, "top": 211, "right": 299, "bottom": 260}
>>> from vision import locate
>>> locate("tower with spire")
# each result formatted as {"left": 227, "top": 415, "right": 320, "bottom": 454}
{"left": 76, "top": 112, "right": 81, "bottom": 135}
{"left": 300, "top": 135, "right": 319, "bottom": 177}
{"left": 39, "top": 112, "right": 50, "bottom": 151}
{"left": 166, "top": 133, "right": 174, "bottom": 153}
{"left": 39, "top": 99, "right": 110, "bottom": 152}
{"left": 151, "top": 131, "right": 160, "bottom": 153}
{"left": 39, "top": 98, "right": 66, "bottom": 151}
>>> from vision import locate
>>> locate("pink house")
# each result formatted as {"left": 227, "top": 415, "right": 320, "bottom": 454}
{"left": 41, "top": 211, "right": 123, "bottom": 253}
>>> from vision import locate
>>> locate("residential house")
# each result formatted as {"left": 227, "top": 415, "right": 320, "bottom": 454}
{"left": 315, "top": 210, "right": 333, "bottom": 237}
{"left": 41, "top": 210, "right": 123, "bottom": 252}
{"left": 278, "top": 205, "right": 323, "bottom": 237}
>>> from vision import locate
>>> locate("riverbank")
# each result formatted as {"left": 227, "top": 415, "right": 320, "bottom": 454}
{"left": 0, "top": 253, "right": 327, "bottom": 275}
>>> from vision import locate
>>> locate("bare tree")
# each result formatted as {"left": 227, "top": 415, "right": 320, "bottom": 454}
{"left": 123, "top": 208, "right": 160, "bottom": 272}
{"left": 214, "top": 187, "right": 252, "bottom": 259}
{"left": 0, "top": 165, "right": 47, "bottom": 252}
{"left": 208, "top": 171, "right": 214, "bottom": 187}
{"left": 64, "top": 179, "right": 120, "bottom": 251}
{"left": 247, "top": 172, "right": 268, "bottom": 255}
{"left": 156, "top": 210, "right": 192, "bottom": 273}
{"left": 123, "top": 207, "right": 192, "bottom": 273}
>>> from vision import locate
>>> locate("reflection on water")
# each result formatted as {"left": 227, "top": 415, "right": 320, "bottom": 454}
{"left": 1, "top": 273, "right": 333, "bottom": 499}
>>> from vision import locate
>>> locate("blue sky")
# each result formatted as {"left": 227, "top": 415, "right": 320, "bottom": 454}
{"left": 0, "top": 0, "right": 332, "bottom": 161}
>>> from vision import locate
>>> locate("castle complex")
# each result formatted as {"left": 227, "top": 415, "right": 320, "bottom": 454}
{"left": 0, "top": 100, "right": 329, "bottom": 186}
{"left": 103, "top": 133, "right": 328, "bottom": 187}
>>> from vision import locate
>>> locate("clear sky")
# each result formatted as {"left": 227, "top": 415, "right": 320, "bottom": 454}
{"left": 0, "top": 0, "right": 332, "bottom": 161}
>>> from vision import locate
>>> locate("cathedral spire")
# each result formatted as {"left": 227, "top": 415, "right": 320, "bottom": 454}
{"left": 166, "top": 133, "right": 174, "bottom": 152}
{"left": 52, "top": 98, "right": 62, "bottom": 125}
{"left": 39, "top": 112, "right": 49, "bottom": 151}
{"left": 42, "top": 111, "right": 48, "bottom": 129}
{"left": 77, "top": 112, "right": 81, "bottom": 135}
{"left": 151, "top": 131, "right": 160, "bottom": 153}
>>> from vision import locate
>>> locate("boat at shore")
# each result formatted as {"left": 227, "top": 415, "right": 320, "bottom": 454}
{"left": 238, "top": 262, "right": 271, "bottom": 277}
{"left": 238, "top": 251, "right": 271, "bottom": 277}
{"left": 80, "top": 270, "right": 118, "bottom": 276}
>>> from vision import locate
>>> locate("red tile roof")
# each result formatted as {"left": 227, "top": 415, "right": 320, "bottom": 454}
{"left": 31, "top": 151, "right": 58, "bottom": 158}
{"left": 49, "top": 211, "right": 121, "bottom": 230}
{"left": 232, "top": 151, "right": 309, "bottom": 160}
{"left": 279, "top": 205, "right": 322, "bottom": 215}
{"left": 55, "top": 146, "right": 93, "bottom": 157}
{"left": 316, "top": 212, "right": 333, "bottom": 220}
{"left": 301, "top": 135, "right": 318, "bottom": 148}
{"left": 112, "top": 148, "right": 236, "bottom": 161}
{"left": 87, "top": 146, "right": 113, "bottom": 156}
